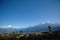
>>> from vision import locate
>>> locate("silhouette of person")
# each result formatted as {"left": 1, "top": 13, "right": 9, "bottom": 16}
{"left": 48, "top": 25, "right": 51, "bottom": 32}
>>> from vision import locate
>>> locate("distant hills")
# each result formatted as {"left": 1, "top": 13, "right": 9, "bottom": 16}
{"left": 20, "top": 23, "right": 60, "bottom": 32}
{"left": 0, "top": 23, "right": 60, "bottom": 33}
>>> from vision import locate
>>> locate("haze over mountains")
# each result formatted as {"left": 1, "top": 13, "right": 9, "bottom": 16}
{"left": 0, "top": 23, "right": 60, "bottom": 33}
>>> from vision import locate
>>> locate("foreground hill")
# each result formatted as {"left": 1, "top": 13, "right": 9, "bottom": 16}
{"left": 0, "top": 31, "right": 60, "bottom": 40}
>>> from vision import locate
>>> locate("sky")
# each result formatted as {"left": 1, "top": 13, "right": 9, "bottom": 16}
{"left": 0, "top": 0, "right": 60, "bottom": 28}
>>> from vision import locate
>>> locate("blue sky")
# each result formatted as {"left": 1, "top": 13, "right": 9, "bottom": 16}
{"left": 0, "top": 0, "right": 60, "bottom": 28}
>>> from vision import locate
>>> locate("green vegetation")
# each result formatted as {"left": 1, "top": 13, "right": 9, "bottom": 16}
{"left": 0, "top": 31, "right": 60, "bottom": 40}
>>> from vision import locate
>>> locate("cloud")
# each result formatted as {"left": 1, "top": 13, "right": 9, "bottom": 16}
{"left": 47, "top": 21, "right": 51, "bottom": 23}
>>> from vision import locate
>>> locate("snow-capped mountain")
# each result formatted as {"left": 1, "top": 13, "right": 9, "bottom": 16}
{"left": 0, "top": 23, "right": 60, "bottom": 33}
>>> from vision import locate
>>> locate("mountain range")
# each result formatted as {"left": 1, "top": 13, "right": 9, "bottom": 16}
{"left": 0, "top": 23, "right": 60, "bottom": 33}
{"left": 20, "top": 23, "right": 60, "bottom": 32}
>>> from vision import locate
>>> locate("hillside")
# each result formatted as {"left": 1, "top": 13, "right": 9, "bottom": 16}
{"left": 0, "top": 31, "right": 60, "bottom": 40}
